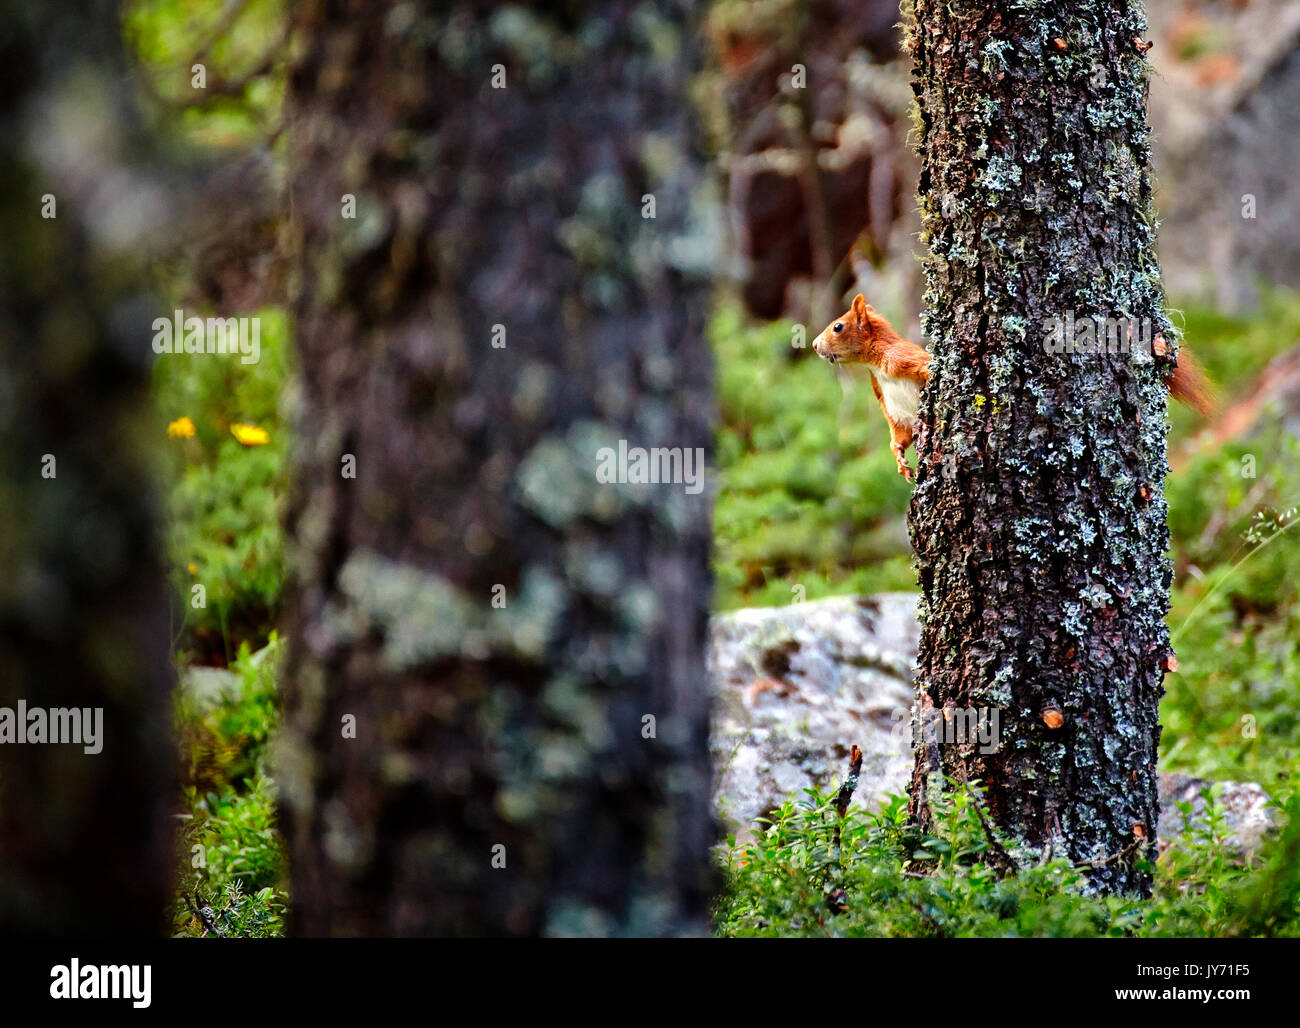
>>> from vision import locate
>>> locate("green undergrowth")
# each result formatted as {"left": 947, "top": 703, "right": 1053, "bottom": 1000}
{"left": 172, "top": 636, "right": 288, "bottom": 937}
{"left": 716, "top": 776, "right": 1300, "bottom": 937}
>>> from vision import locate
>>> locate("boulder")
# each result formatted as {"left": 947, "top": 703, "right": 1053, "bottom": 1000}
{"left": 710, "top": 593, "right": 917, "bottom": 840}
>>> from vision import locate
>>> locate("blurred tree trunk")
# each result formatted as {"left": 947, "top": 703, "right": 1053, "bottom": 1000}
{"left": 907, "top": 1, "right": 1172, "bottom": 895}
{"left": 281, "top": 0, "right": 717, "bottom": 935}
{"left": 0, "top": 1, "right": 174, "bottom": 933}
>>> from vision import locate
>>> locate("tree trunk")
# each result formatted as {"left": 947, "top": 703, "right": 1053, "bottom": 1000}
{"left": 281, "top": 0, "right": 716, "bottom": 936}
{"left": 0, "top": 1, "right": 174, "bottom": 933}
{"left": 907, "top": 0, "right": 1172, "bottom": 895}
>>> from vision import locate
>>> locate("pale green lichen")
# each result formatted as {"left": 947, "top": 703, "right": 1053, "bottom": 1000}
{"left": 327, "top": 549, "right": 565, "bottom": 669}
{"left": 515, "top": 423, "right": 624, "bottom": 527}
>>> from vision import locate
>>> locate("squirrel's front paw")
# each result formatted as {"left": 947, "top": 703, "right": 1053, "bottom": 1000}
{"left": 891, "top": 446, "right": 914, "bottom": 481}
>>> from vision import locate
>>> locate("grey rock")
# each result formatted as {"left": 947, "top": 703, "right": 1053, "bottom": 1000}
{"left": 1157, "top": 772, "right": 1278, "bottom": 863}
{"left": 710, "top": 593, "right": 918, "bottom": 841}
{"left": 180, "top": 666, "right": 243, "bottom": 710}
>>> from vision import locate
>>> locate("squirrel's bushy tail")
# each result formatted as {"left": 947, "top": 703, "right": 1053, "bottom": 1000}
{"left": 1166, "top": 347, "right": 1215, "bottom": 417}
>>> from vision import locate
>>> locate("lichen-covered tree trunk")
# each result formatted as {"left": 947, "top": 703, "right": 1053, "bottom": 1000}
{"left": 281, "top": 1, "right": 717, "bottom": 935}
{"left": 906, "top": 1, "right": 1174, "bottom": 895}
{"left": 0, "top": 1, "right": 174, "bottom": 933}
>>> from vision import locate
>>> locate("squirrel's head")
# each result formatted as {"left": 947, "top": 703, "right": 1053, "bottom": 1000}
{"left": 812, "top": 294, "right": 886, "bottom": 365}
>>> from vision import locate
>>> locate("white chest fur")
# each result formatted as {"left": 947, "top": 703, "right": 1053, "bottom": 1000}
{"left": 873, "top": 370, "right": 921, "bottom": 428}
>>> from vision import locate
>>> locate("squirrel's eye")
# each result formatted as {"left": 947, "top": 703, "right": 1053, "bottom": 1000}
{"left": 833, "top": 323, "right": 843, "bottom": 333}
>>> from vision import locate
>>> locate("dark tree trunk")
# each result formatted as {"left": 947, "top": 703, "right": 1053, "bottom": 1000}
{"left": 906, "top": 1, "right": 1173, "bottom": 895}
{"left": 281, "top": 0, "right": 716, "bottom": 936}
{"left": 0, "top": 2, "right": 174, "bottom": 933}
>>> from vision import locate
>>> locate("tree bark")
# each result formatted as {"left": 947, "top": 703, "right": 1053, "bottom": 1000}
{"left": 0, "top": 1, "right": 174, "bottom": 933}
{"left": 281, "top": 0, "right": 717, "bottom": 936}
{"left": 906, "top": 0, "right": 1172, "bottom": 895}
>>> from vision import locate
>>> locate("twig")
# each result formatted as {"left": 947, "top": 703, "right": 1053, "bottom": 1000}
{"left": 1073, "top": 834, "right": 1144, "bottom": 871}
{"left": 826, "top": 744, "right": 863, "bottom": 914}
{"left": 834, "top": 744, "right": 864, "bottom": 820}
{"left": 186, "top": 890, "right": 222, "bottom": 937}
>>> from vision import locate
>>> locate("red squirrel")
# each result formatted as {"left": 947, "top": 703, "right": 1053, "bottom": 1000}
{"left": 812, "top": 294, "right": 1214, "bottom": 481}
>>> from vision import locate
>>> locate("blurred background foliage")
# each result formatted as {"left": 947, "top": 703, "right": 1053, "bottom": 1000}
{"left": 156, "top": 309, "right": 288, "bottom": 666}
{"left": 125, "top": 0, "right": 292, "bottom": 935}
{"left": 125, "top": 0, "right": 288, "bottom": 147}
{"left": 173, "top": 637, "right": 286, "bottom": 936}
{"left": 122, "top": 0, "right": 1300, "bottom": 934}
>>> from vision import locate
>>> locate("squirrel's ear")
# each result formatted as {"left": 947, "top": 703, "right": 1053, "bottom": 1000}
{"left": 851, "top": 293, "right": 870, "bottom": 324}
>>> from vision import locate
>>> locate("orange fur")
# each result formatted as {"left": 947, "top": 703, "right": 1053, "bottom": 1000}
{"left": 1165, "top": 346, "right": 1215, "bottom": 417}
{"left": 812, "top": 294, "right": 930, "bottom": 480}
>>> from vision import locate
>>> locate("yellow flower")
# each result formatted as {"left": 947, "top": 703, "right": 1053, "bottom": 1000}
{"left": 188, "top": 563, "right": 197, "bottom": 576}
{"left": 167, "top": 416, "right": 196, "bottom": 439}
{"left": 230, "top": 423, "right": 270, "bottom": 446}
